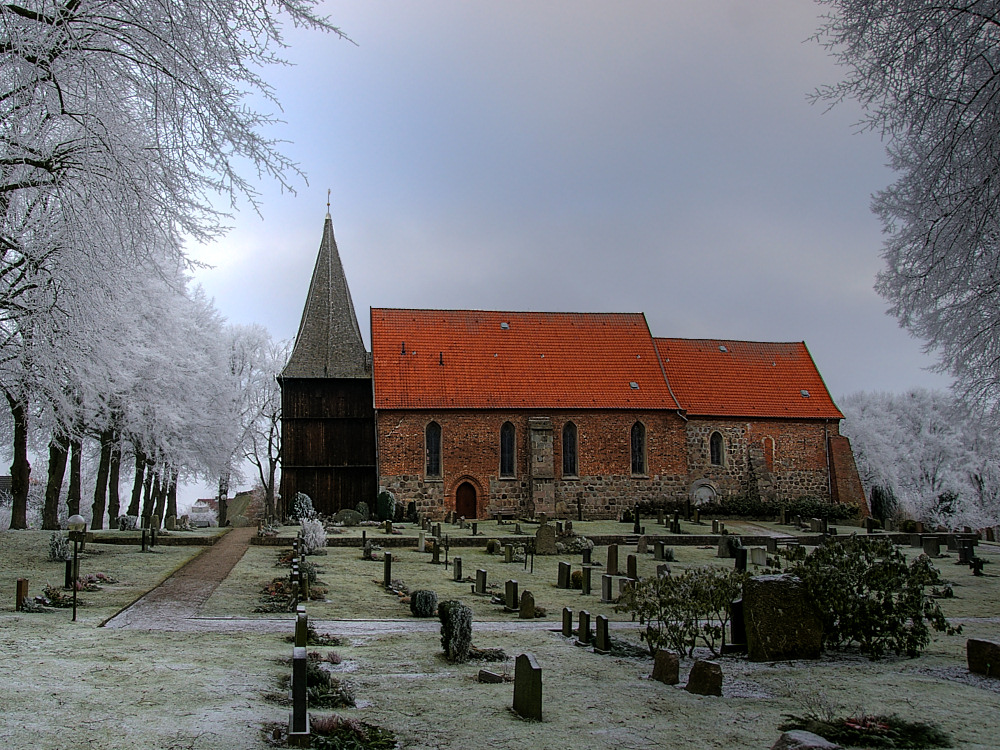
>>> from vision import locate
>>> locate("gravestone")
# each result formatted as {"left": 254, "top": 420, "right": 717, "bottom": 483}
{"left": 576, "top": 611, "right": 591, "bottom": 646}
{"left": 730, "top": 598, "right": 747, "bottom": 648}
{"left": 295, "top": 612, "right": 308, "bottom": 648}
{"left": 453, "top": 557, "right": 463, "bottom": 582}
{"left": 734, "top": 547, "right": 748, "bottom": 572}
{"left": 384, "top": 520, "right": 393, "bottom": 534}
{"left": 656, "top": 563, "right": 671, "bottom": 578}
{"left": 601, "top": 574, "right": 613, "bottom": 603}
{"left": 636, "top": 536, "right": 648, "bottom": 554}
{"left": 519, "top": 590, "right": 535, "bottom": 619}
{"left": 771, "top": 731, "right": 842, "bottom": 750}
{"left": 565, "top": 521, "right": 573, "bottom": 534}
{"left": 967, "top": 638, "right": 1000, "bottom": 677}
{"left": 562, "top": 607, "right": 574, "bottom": 637}
{"left": 693, "top": 508, "right": 700, "bottom": 524}
{"left": 626, "top": 554, "right": 638, "bottom": 580}
{"left": 594, "top": 615, "right": 611, "bottom": 654}
{"left": 765, "top": 537, "right": 778, "bottom": 553}
{"left": 505, "top": 544, "right": 514, "bottom": 563}
{"left": 712, "top": 519, "right": 719, "bottom": 534}
{"left": 418, "top": 531, "right": 425, "bottom": 552}
{"left": 383, "top": 552, "right": 393, "bottom": 588}
{"left": 717, "top": 534, "right": 733, "bottom": 559}
{"left": 535, "top": 524, "right": 557, "bottom": 555}
{"left": 471, "top": 522, "right": 478, "bottom": 536}
{"left": 744, "top": 574, "right": 823, "bottom": 661}
{"left": 751, "top": 547, "right": 767, "bottom": 567}
{"left": 557, "top": 561, "right": 571, "bottom": 589}
{"left": 718, "top": 522, "right": 726, "bottom": 534}
{"left": 512, "top": 653, "right": 543, "bottom": 721}
{"left": 537, "top": 512, "right": 547, "bottom": 525}
{"left": 165, "top": 515, "right": 176, "bottom": 531}
{"left": 922, "top": 536, "right": 940, "bottom": 558}
{"left": 289, "top": 646, "right": 310, "bottom": 746}
{"left": 864, "top": 517, "right": 878, "bottom": 534}
{"left": 685, "top": 660, "right": 723, "bottom": 696}
{"left": 514, "top": 523, "right": 522, "bottom": 535}
{"left": 434, "top": 523, "right": 442, "bottom": 539}
{"left": 987, "top": 527, "right": 996, "bottom": 543}
{"left": 607, "top": 544, "right": 619, "bottom": 576}
{"left": 582, "top": 547, "right": 592, "bottom": 565}
{"left": 654, "top": 540, "right": 665, "bottom": 561}
{"left": 958, "top": 540, "right": 973, "bottom": 564}
{"left": 445, "top": 511, "right": 453, "bottom": 524}
{"left": 618, "top": 578, "right": 634, "bottom": 597}
{"left": 555, "top": 521, "right": 564, "bottom": 535}
{"left": 432, "top": 540, "right": 441, "bottom": 564}
{"left": 459, "top": 517, "right": 466, "bottom": 529}
{"left": 657, "top": 507, "right": 664, "bottom": 525}
{"left": 651, "top": 651, "right": 679, "bottom": 685}
{"left": 505, "top": 579, "right": 519, "bottom": 610}
{"left": 581, "top": 566, "right": 592, "bottom": 595}
{"left": 476, "top": 569, "right": 487, "bottom": 595}
{"left": 946, "top": 534, "right": 959, "bottom": 552}
{"left": 915, "top": 521, "right": 925, "bottom": 533}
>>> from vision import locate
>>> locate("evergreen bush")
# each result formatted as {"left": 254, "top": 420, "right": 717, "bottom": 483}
{"left": 300, "top": 518, "right": 327, "bottom": 554}
{"left": 355, "top": 501, "right": 370, "bottom": 520}
{"left": 291, "top": 493, "right": 316, "bottom": 522}
{"left": 410, "top": 590, "right": 438, "bottom": 618}
{"left": 438, "top": 599, "right": 473, "bottom": 662}
{"left": 375, "top": 491, "right": 396, "bottom": 522}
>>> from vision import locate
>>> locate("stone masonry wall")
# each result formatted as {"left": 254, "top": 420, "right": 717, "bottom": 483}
{"left": 377, "top": 409, "right": 688, "bottom": 519}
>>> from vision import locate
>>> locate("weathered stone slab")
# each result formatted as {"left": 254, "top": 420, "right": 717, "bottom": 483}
{"left": 535, "top": 524, "right": 557, "bottom": 555}
{"left": 512, "top": 653, "right": 542, "bottom": 720}
{"left": 651, "top": 650, "right": 679, "bottom": 685}
{"left": 967, "top": 638, "right": 1000, "bottom": 677}
{"left": 519, "top": 590, "right": 535, "bottom": 619}
{"left": 744, "top": 574, "right": 823, "bottom": 662}
{"left": 771, "top": 730, "right": 842, "bottom": 750}
{"left": 684, "top": 659, "right": 722, "bottom": 696}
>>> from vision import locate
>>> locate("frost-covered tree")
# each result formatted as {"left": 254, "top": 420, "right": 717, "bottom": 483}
{"left": 815, "top": 2, "right": 1000, "bottom": 408}
{"left": 225, "top": 325, "right": 289, "bottom": 520}
{"left": 841, "top": 389, "right": 1000, "bottom": 527}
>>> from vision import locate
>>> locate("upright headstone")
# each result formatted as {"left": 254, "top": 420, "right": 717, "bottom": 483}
{"left": 519, "top": 590, "right": 535, "bottom": 619}
{"left": 915, "top": 521, "right": 925, "bottom": 534}
{"left": 576, "top": 610, "right": 591, "bottom": 646}
{"left": 685, "top": 660, "right": 723, "bottom": 696}
{"left": 295, "top": 612, "right": 308, "bottom": 648}
{"left": 626, "top": 554, "right": 638, "bottom": 580}
{"left": 750, "top": 547, "right": 767, "bottom": 567}
{"left": 654, "top": 540, "right": 664, "bottom": 561}
{"left": 607, "top": 544, "right": 619, "bottom": 576}
{"left": 618, "top": 577, "right": 634, "bottom": 597}
{"left": 651, "top": 651, "right": 679, "bottom": 685}
{"left": 535, "top": 524, "right": 557, "bottom": 555}
{"left": 434, "top": 523, "right": 442, "bottom": 539}
{"left": 601, "top": 574, "right": 613, "bottom": 603}
{"left": 453, "top": 556, "right": 463, "bottom": 582}
{"left": 967, "top": 638, "right": 1000, "bottom": 677}
{"left": 693, "top": 508, "right": 700, "bottom": 524}
{"left": 383, "top": 552, "right": 393, "bottom": 588}
{"left": 594, "top": 615, "right": 611, "bottom": 654}
{"left": 633, "top": 511, "right": 642, "bottom": 535}
{"left": 459, "top": 517, "right": 466, "bottom": 529}
{"left": 505, "top": 544, "right": 514, "bottom": 563}
{"left": 384, "top": 520, "right": 393, "bottom": 535}
{"left": 730, "top": 598, "right": 747, "bottom": 648}
{"left": 418, "top": 531, "right": 426, "bottom": 552}
{"left": 562, "top": 607, "right": 574, "bottom": 637}
{"left": 557, "top": 561, "right": 571, "bottom": 589}
{"left": 555, "top": 521, "right": 564, "bottom": 535}
{"left": 581, "top": 565, "right": 592, "bottom": 595}
{"left": 922, "top": 536, "right": 941, "bottom": 558}
{"left": 636, "top": 536, "right": 648, "bottom": 554}
{"left": 657, "top": 507, "right": 664, "bottom": 525}
{"left": 582, "top": 547, "right": 592, "bottom": 565}
{"left": 717, "top": 534, "right": 733, "bottom": 559}
{"left": 946, "top": 534, "right": 959, "bottom": 552}
{"left": 475, "top": 569, "right": 487, "bottom": 595}
{"left": 512, "top": 653, "right": 543, "bottom": 721}
{"left": 712, "top": 519, "right": 719, "bottom": 534}
{"left": 165, "top": 515, "right": 176, "bottom": 531}
{"left": 765, "top": 537, "right": 778, "bottom": 553}
{"left": 565, "top": 521, "right": 573, "bottom": 534}
{"left": 656, "top": 563, "right": 671, "bottom": 578}
{"left": 289, "top": 646, "right": 310, "bottom": 746}
{"left": 471, "top": 522, "right": 478, "bottom": 536}
{"left": 514, "top": 522, "right": 522, "bottom": 535}
{"left": 432, "top": 539, "right": 441, "bottom": 564}
{"left": 734, "top": 547, "right": 748, "bottom": 572}
{"left": 505, "top": 579, "right": 519, "bottom": 610}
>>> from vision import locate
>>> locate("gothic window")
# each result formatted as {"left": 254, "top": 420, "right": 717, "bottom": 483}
{"left": 631, "top": 421, "right": 646, "bottom": 475}
{"left": 425, "top": 421, "right": 441, "bottom": 477}
{"left": 710, "top": 431, "right": 724, "bottom": 466}
{"left": 562, "top": 421, "right": 578, "bottom": 476}
{"left": 500, "top": 421, "right": 515, "bottom": 477}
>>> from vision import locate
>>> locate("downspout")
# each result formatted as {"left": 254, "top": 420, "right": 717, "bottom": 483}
{"left": 824, "top": 420, "right": 832, "bottom": 503}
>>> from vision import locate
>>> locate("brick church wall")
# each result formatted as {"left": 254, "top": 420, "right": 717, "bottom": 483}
{"left": 377, "top": 409, "right": 689, "bottom": 519}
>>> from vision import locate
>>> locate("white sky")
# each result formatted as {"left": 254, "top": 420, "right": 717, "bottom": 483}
{"left": 181, "top": 1, "right": 952, "bottom": 506}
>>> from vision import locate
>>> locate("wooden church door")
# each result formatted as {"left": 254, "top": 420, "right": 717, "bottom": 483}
{"left": 456, "top": 482, "right": 477, "bottom": 519}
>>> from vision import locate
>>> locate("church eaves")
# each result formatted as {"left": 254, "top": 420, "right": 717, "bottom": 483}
{"left": 282, "top": 214, "right": 370, "bottom": 379}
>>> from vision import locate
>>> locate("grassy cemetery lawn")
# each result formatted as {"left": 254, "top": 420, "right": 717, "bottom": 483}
{"left": 1, "top": 523, "right": 998, "bottom": 749}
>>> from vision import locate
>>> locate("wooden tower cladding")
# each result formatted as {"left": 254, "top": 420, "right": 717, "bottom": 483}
{"left": 279, "top": 213, "right": 376, "bottom": 517}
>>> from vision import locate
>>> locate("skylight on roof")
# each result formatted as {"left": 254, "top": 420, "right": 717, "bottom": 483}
{"left": 801, "top": 389, "right": 810, "bottom": 398}
{"left": 719, "top": 345, "right": 728, "bottom": 353}
{"left": 629, "top": 382, "right": 639, "bottom": 389}
{"left": 500, "top": 322, "right": 510, "bottom": 330}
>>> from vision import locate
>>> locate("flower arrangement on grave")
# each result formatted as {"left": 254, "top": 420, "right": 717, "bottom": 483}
{"left": 779, "top": 710, "right": 951, "bottom": 748}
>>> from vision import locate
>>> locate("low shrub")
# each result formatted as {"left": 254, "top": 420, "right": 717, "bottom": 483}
{"left": 780, "top": 711, "right": 951, "bottom": 748}
{"left": 410, "top": 589, "right": 438, "bottom": 617}
{"left": 438, "top": 599, "right": 473, "bottom": 662}
{"left": 300, "top": 518, "right": 327, "bottom": 555}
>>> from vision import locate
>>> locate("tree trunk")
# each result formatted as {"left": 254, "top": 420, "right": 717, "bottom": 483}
{"left": 152, "top": 468, "right": 168, "bottom": 526}
{"left": 140, "top": 461, "right": 155, "bottom": 522}
{"left": 127, "top": 447, "right": 145, "bottom": 516}
{"left": 107, "top": 436, "right": 122, "bottom": 522}
{"left": 67, "top": 438, "right": 82, "bottom": 518}
{"left": 90, "top": 428, "right": 114, "bottom": 530}
{"left": 42, "top": 432, "right": 70, "bottom": 530}
{"left": 5, "top": 391, "right": 30, "bottom": 529}
{"left": 265, "top": 454, "right": 277, "bottom": 521}
{"left": 165, "top": 468, "right": 178, "bottom": 521}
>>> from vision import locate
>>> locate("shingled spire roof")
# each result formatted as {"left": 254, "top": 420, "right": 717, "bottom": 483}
{"left": 282, "top": 213, "right": 370, "bottom": 379}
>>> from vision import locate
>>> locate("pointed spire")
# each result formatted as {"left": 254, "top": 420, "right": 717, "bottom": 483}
{"left": 283, "top": 213, "right": 370, "bottom": 378}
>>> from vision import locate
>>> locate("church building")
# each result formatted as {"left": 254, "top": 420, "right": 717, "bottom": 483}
{"left": 279, "top": 215, "right": 865, "bottom": 520}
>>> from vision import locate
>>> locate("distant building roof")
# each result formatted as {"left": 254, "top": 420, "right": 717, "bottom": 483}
{"left": 372, "top": 309, "right": 681, "bottom": 410}
{"left": 282, "top": 214, "right": 370, "bottom": 379}
{"left": 654, "top": 338, "right": 843, "bottom": 419}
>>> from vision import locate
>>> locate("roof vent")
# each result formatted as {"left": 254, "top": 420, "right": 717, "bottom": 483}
{"left": 500, "top": 322, "right": 510, "bottom": 330}
{"left": 719, "top": 345, "right": 728, "bottom": 353}
{"left": 800, "top": 389, "right": 810, "bottom": 398}
{"left": 629, "top": 382, "right": 639, "bottom": 390}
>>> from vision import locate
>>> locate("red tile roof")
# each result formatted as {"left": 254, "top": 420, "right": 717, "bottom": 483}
{"left": 371, "top": 309, "right": 681, "bottom": 410}
{"left": 654, "top": 338, "right": 843, "bottom": 419}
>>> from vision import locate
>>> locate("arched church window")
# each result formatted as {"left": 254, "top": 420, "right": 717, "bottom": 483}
{"left": 631, "top": 421, "right": 646, "bottom": 475}
{"left": 500, "top": 422, "right": 515, "bottom": 477}
{"left": 562, "top": 421, "right": 578, "bottom": 476}
{"left": 425, "top": 421, "right": 441, "bottom": 477}
{"left": 710, "top": 431, "right": 724, "bottom": 466}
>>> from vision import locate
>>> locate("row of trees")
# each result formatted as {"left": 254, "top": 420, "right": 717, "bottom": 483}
{"left": 840, "top": 389, "right": 1000, "bottom": 529}
{"left": 1, "top": 1, "right": 336, "bottom": 529}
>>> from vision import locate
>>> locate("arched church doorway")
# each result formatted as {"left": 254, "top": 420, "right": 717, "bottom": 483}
{"left": 456, "top": 482, "right": 477, "bottom": 519}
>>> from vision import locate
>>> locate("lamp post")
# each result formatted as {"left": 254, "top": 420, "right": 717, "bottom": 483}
{"left": 67, "top": 514, "right": 86, "bottom": 622}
